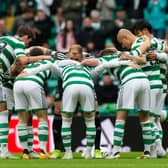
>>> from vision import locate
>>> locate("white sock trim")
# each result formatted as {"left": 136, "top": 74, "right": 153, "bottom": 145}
{"left": 85, "top": 116, "right": 95, "bottom": 128}
{"left": 62, "top": 117, "right": 72, "bottom": 128}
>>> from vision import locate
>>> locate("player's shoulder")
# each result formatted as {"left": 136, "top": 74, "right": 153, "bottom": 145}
{"left": 131, "top": 37, "right": 144, "bottom": 50}
{"left": 0, "top": 36, "right": 17, "bottom": 45}
{"left": 100, "top": 53, "right": 118, "bottom": 62}
{"left": 43, "top": 59, "right": 56, "bottom": 64}
{"left": 133, "top": 37, "right": 144, "bottom": 45}
{"left": 8, "top": 36, "right": 24, "bottom": 44}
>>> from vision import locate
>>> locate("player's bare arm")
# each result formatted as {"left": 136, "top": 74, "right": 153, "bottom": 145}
{"left": 138, "top": 35, "right": 151, "bottom": 54}
{"left": 127, "top": 61, "right": 140, "bottom": 70}
{"left": 81, "top": 58, "right": 99, "bottom": 66}
{"left": 10, "top": 55, "right": 53, "bottom": 77}
{"left": 17, "top": 55, "right": 53, "bottom": 65}
{"left": 120, "top": 53, "right": 146, "bottom": 64}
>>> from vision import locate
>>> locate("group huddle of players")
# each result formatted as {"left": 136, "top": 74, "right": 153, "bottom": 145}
{"left": 0, "top": 20, "right": 168, "bottom": 160}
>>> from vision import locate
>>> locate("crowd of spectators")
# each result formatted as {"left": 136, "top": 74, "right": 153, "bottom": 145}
{"left": 1, "top": 0, "right": 168, "bottom": 115}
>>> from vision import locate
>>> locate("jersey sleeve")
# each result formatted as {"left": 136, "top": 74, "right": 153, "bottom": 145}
{"left": 98, "top": 55, "right": 114, "bottom": 63}
{"left": 151, "top": 38, "right": 165, "bottom": 51}
{"left": 91, "top": 58, "right": 129, "bottom": 78}
{"left": 156, "top": 52, "right": 168, "bottom": 62}
{"left": 128, "top": 48, "right": 142, "bottom": 56}
{"left": 50, "top": 62, "right": 62, "bottom": 77}
{"left": 25, "top": 61, "right": 53, "bottom": 76}
{"left": 14, "top": 42, "right": 26, "bottom": 58}
{"left": 57, "top": 59, "right": 80, "bottom": 67}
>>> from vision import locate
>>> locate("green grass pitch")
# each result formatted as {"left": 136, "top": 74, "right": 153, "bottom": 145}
{"left": 1, "top": 152, "right": 168, "bottom": 168}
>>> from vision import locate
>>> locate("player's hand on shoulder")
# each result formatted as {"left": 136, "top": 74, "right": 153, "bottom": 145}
{"left": 127, "top": 61, "right": 140, "bottom": 70}
{"left": 81, "top": 59, "right": 99, "bottom": 66}
{"left": 146, "top": 51, "right": 157, "bottom": 60}
{"left": 120, "top": 53, "right": 132, "bottom": 60}
{"left": 141, "top": 35, "right": 151, "bottom": 48}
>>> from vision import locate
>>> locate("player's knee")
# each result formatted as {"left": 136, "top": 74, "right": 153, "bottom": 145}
{"left": 84, "top": 112, "right": 95, "bottom": 118}
{"left": 116, "top": 110, "right": 128, "bottom": 120}
{"left": 61, "top": 113, "right": 72, "bottom": 118}
{"left": 35, "top": 110, "right": 48, "bottom": 121}
{"left": 139, "top": 111, "right": 149, "bottom": 122}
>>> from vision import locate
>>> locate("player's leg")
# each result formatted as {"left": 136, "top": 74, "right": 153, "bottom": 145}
{"left": 27, "top": 112, "right": 39, "bottom": 158}
{"left": 1, "top": 87, "right": 19, "bottom": 159}
{"left": 0, "top": 84, "right": 9, "bottom": 158}
{"left": 27, "top": 112, "right": 33, "bottom": 153}
{"left": 51, "top": 100, "right": 63, "bottom": 158}
{"left": 14, "top": 81, "right": 30, "bottom": 159}
{"left": 35, "top": 110, "right": 50, "bottom": 159}
{"left": 158, "top": 93, "right": 166, "bottom": 141}
{"left": 150, "top": 88, "right": 164, "bottom": 158}
{"left": 111, "top": 110, "right": 128, "bottom": 158}
{"left": 61, "top": 113, "right": 73, "bottom": 160}
{"left": 80, "top": 85, "right": 96, "bottom": 159}
{"left": 17, "top": 111, "right": 30, "bottom": 159}
{"left": 108, "top": 81, "right": 135, "bottom": 159}
{"left": 84, "top": 112, "right": 96, "bottom": 159}
{"left": 61, "top": 85, "right": 78, "bottom": 159}
{"left": 0, "top": 102, "right": 9, "bottom": 158}
{"left": 27, "top": 82, "right": 51, "bottom": 159}
{"left": 14, "top": 81, "right": 38, "bottom": 158}
{"left": 137, "top": 78, "right": 154, "bottom": 159}
{"left": 138, "top": 111, "right": 153, "bottom": 158}
{"left": 154, "top": 90, "right": 166, "bottom": 158}
{"left": 94, "top": 106, "right": 102, "bottom": 158}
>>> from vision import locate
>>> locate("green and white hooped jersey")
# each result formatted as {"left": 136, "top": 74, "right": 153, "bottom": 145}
{"left": 99, "top": 53, "right": 147, "bottom": 86}
{"left": 62, "top": 64, "right": 94, "bottom": 90}
{"left": 160, "top": 60, "right": 167, "bottom": 93}
{"left": 0, "top": 36, "right": 26, "bottom": 74}
{"left": 15, "top": 59, "right": 55, "bottom": 87}
{"left": 131, "top": 37, "right": 164, "bottom": 89}
{"left": 131, "top": 37, "right": 164, "bottom": 51}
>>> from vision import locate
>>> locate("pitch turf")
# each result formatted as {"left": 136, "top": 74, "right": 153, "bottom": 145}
{"left": 1, "top": 152, "right": 168, "bottom": 168}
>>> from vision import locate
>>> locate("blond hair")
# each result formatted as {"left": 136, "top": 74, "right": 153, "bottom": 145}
{"left": 69, "top": 44, "right": 83, "bottom": 55}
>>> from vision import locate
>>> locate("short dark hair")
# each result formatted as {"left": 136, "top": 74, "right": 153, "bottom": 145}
{"left": 133, "top": 20, "right": 153, "bottom": 34}
{"left": 100, "top": 48, "right": 117, "bottom": 57}
{"left": 15, "top": 25, "right": 36, "bottom": 40}
{"left": 29, "top": 47, "right": 43, "bottom": 56}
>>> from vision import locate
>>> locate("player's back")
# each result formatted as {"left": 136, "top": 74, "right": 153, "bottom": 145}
{"left": 99, "top": 54, "right": 147, "bottom": 86}
{"left": 62, "top": 64, "right": 94, "bottom": 90}
{"left": 0, "top": 36, "right": 25, "bottom": 73}
{"left": 15, "top": 59, "right": 55, "bottom": 87}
